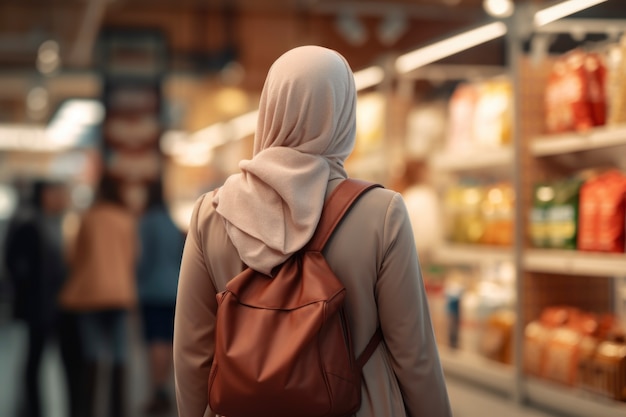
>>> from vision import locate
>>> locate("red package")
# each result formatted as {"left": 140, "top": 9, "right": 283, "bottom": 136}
{"left": 578, "top": 176, "right": 601, "bottom": 251}
{"left": 585, "top": 52, "right": 607, "bottom": 127}
{"left": 545, "top": 50, "right": 607, "bottom": 134}
{"left": 578, "top": 171, "right": 626, "bottom": 252}
{"left": 566, "top": 50, "right": 595, "bottom": 132}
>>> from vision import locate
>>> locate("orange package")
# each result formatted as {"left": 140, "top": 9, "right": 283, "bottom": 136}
{"left": 543, "top": 311, "right": 598, "bottom": 386}
{"left": 578, "top": 171, "right": 626, "bottom": 253}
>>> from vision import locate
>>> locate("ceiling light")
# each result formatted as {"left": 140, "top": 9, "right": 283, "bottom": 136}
{"left": 0, "top": 185, "right": 17, "bottom": 220}
{"left": 229, "top": 110, "right": 259, "bottom": 139}
{"left": 483, "top": 0, "right": 514, "bottom": 18}
{"left": 37, "top": 40, "right": 61, "bottom": 75}
{"left": 534, "top": 0, "right": 608, "bottom": 27}
{"left": 354, "top": 66, "right": 385, "bottom": 90}
{"left": 395, "top": 22, "right": 507, "bottom": 74}
{"left": 55, "top": 99, "right": 105, "bottom": 126}
{"left": 46, "top": 99, "right": 105, "bottom": 149}
{"left": 378, "top": 10, "right": 409, "bottom": 46}
{"left": 336, "top": 12, "right": 368, "bottom": 46}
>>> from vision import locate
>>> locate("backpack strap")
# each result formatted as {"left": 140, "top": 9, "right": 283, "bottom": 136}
{"left": 356, "top": 327, "right": 383, "bottom": 370}
{"left": 307, "top": 179, "right": 382, "bottom": 252}
{"left": 308, "top": 179, "right": 385, "bottom": 370}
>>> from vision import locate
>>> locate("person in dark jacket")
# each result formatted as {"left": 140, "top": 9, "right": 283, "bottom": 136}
{"left": 137, "top": 181, "right": 185, "bottom": 415}
{"left": 4, "top": 179, "right": 84, "bottom": 417}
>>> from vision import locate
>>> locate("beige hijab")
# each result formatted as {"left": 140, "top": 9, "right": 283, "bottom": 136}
{"left": 212, "top": 46, "right": 357, "bottom": 275}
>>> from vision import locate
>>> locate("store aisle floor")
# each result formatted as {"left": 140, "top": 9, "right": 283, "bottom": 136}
{"left": 446, "top": 377, "right": 564, "bottom": 417}
{"left": 1, "top": 319, "right": 567, "bottom": 417}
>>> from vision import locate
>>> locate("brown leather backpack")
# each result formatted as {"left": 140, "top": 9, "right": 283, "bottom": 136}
{"left": 208, "top": 179, "right": 384, "bottom": 417}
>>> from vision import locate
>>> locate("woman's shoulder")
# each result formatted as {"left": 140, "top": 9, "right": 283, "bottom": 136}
{"left": 351, "top": 182, "right": 404, "bottom": 215}
{"left": 187, "top": 191, "right": 222, "bottom": 234}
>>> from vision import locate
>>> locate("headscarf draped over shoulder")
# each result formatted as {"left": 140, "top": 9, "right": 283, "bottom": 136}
{"left": 212, "top": 45, "right": 357, "bottom": 275}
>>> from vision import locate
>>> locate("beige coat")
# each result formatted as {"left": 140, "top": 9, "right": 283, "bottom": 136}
{"left": 60, "top": 202, "right": 137, "bottom": 311}
{"left": 174, "top": 179, "right": 452, "bottom": 417}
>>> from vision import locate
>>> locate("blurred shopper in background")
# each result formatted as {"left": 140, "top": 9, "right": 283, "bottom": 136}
{"left": 3, "top": 179, "right": 84, "bottom": 417}
{"left": 137, "top": 181, "right": 184, "bottom": 416}
{"left": 59, "top": 174, "right": 138, "bottom": 417}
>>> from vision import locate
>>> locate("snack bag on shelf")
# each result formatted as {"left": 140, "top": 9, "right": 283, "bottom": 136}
{"left": 444, "top": 184, "right": 485, "bottom": 244}
{"left": 545, "top": 50, "right": 606, "bottom": 134}
{"left": 544, "top": 54, "right": 582, "bottom": 133}
{"left": 446, "top": 83, "right": 478, "bottom": 152}
{"left": 578, "top": 332, "right": 601, "bottom": 390}
{"left": 578, "top": 170, "right": 626, "bottom": 253}
{"left": 543, "top": 310, "right": 596, "bottom": 386}
{"left": 405, "top": 100, "right": 447, "bottom": 158}
{"left": 585, "top": 52, "right": 607, "bottom": 128}
{"left": 546, "top": 178, "right": 583, "bottom": 250}
{"left": 543, "top": 326, "right": 583, "bottom": 386}
{"left": 524, "top": 321, "right": 552, "bottom": 377}
{"left": 472, "top": 78, "right": 513, "bottom": 148}
{"left": 481, "top": 182, "right": 514, "bottom": 246}
{"left": 578, "top": 175, "right": 601, "bottom": 251}
{"left": 587, "top": 334, "right": 626, "bottom": 401}
{"left": 480, "top": 309, "right": 515, "bottom": 365}
{"left": 460, "top": 186, "right": 486, "bottom": 244}
{"left": 579, "top": 314, "right": 618, "bottom": 393}
{"left": 524, "top": 307, "right": 574, "bottom": 377}
{"left": 606, "top": 35, "right": 626, "bottom": 126}
{"left": 530, "top": 183, "right": 554, "bottom": 248}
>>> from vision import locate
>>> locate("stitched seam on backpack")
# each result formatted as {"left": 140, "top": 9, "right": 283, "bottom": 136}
{"left": 326, "top": 371, "right": 358, "bottom": 384}
{"left": 231, "top": 290, "right": 344, "bottom": 310}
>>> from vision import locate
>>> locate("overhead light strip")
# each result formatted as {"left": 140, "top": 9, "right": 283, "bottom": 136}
{"left": 395, "top": 21, "right": 508, "bottom": 74}
{"left": 354, "top": 65, "right": 385, "bottom": 90}
{"left": 534, "top": 0, "right": 608, "bottom": 27}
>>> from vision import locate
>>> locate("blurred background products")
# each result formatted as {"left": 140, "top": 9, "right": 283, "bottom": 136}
{"left": 524, "top": 306, "right": 625, "bottom": 401}
{"left": 530, "top": 177, "right": 583, "bottom": 250}
{"left": 529, "top": 170, "right": 626, "bottom": 253}
{"left": 446, "top": 78, "right": 512, "bottom": 152}
{"left": 444, "top": 181, "right": 514, "bottom": 246}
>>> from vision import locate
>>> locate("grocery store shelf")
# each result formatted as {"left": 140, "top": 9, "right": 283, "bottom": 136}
{"left": 432, "top": 244, "right": 513, "bottom": 265}
{"left": 525, "top": 377, "right": 626, "bottom": 417}
{"left": 430, "top": 146, "right": 513, "bottom": 171}
{"left": 531, "top": 125, "right": 626, "bottom": 156}
{"left": 524, "top": 249, "right": 626, "bottom": 278}
{"left": 439, "top": 347, "right": 515, "bottom": 396}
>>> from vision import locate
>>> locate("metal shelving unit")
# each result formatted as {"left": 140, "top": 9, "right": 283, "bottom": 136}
{"left": 400, "top": 4, "right": 626, "bottom": 416}
{"left": 525, "top": 378, "right": 626, "bottom": 417}
{"left": 430, "top": 147, "right": 513, "bottom": 171}
{"left": 432, "top": 244, "right": 513, "bottom": 266}
{"left": 524, "top": 249, "right": 626, "bottom": 277}
{"left": 512, "top": 10, "right": 626, "bottom": 416}
{"left": 531, "top": 125, "right": 626, "bottom": 156}
{"left": 439, "top": 347, "right": 516, "bottom": 397}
